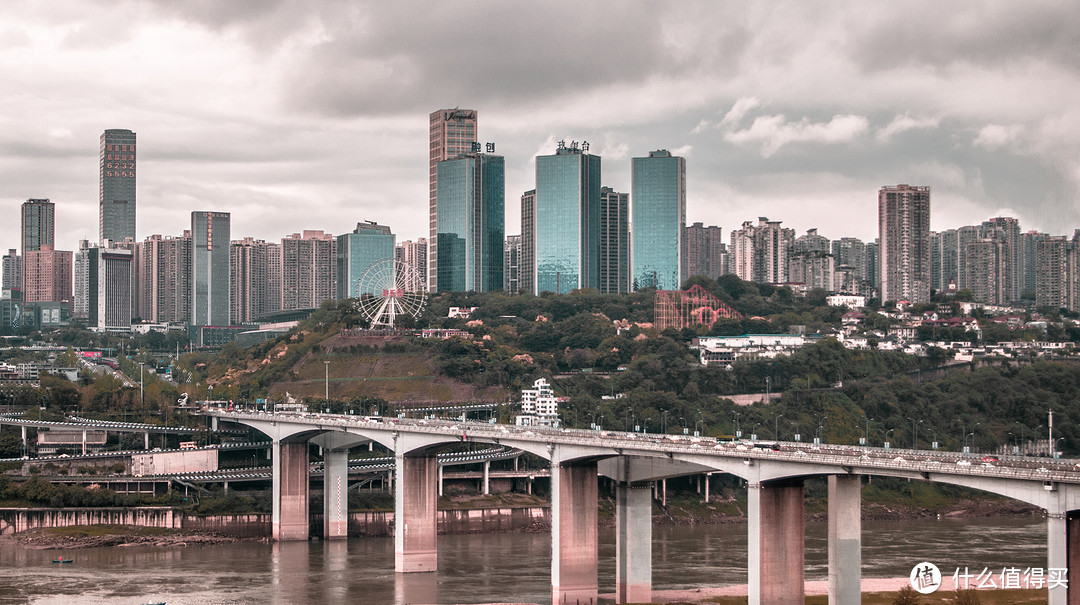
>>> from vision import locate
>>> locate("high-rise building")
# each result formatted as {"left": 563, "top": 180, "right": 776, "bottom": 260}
{"left": 336, "top": 221, "right": 395, "bottom": 298}
{"left": 503, "top": 235, "right": 522, "bottom": 293}
{"left": 73, "top": 240, "right": 91, "bottom": 320}
{"left": 191, "top": 211, "right": 230, "bottom": 326}
{"left": 631, "top": 150, "right": 685, "bottom": 291}
{"left": 429, "top": 109, "right": 478, "bottom": 292}
{"left": 981, "top": 217, "right": 1021, "bottom": 302}
{"left": 878, "top": 185, "right": 931, "bottom": 303}
{"left": 831, "top": 237, "right": 868, "bottom": 291}
{"left": 520, "top": 190, "right": 537, "bottom": 295}
{"left": 789, "top": 252, "right": 834, "bottom": 290}
{"left": 99, "top": 129, "right": 137, "bottom": 243}
{"left": 534, "top": 142, "right": 601, "bottom": 294}
{"left": 1036, "top": 236, "right": 1070, "bottom": 310}
{"left": 599, "top": 187, "right": 630, "bottom": 294}
{"left": 436, "top": 152, "right": 505, "bottom": 292}
{"left": 22, "top": 245, "right": 72, "bottom": 305}
{"left": 21, "top": 198, "right": 54, "bottom": 297}
{"left": 2, "top": 249, "right": 21, "bottom": 294}
{"left": 686, "top": 223, "right": 725, "bottom": 280}
{"left": 140, "top": 233, "right": 192, "bottom": 323}
{"left": 930, "top": 229, "right": 960, "bottom": 292}
{"left": 865, "top": 240, "right": 878, "bottom": 296}
{"left": 395, "top": 239, "right": 428, "bottom": 293}
{"left": 281, "top": 230, "right": 335, "bottom": 310}
{"left": 955, "top": 225, "right": 980, "bottom": 290}
{"left": 730, "top": 217, "right": 794, "bottom": 284}
{"left": 1019, "top": 230, "right": 1048, "bottom": 300}
{"left": 231, "top": 238, "right": 282, "bottom": 324}
{"left": 87, "top": 246, "right": 133, "bottom": 330}
{"left": 112, "top": 238, "right": 139, "bottom": 321}
{"left": 792, "top": 228, "right": 831, "bottom": 256}
{"left": 964, "top": 238, "right": 1008, "bottom": 305}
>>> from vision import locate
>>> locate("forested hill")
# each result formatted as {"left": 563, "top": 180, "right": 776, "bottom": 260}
{"left": 174, "top": 277, "right": 1080, "bottom": 456}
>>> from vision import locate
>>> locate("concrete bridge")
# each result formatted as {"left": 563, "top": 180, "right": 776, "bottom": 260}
{"left": 203, "top": 409, "right": 1080, "bottom": 605}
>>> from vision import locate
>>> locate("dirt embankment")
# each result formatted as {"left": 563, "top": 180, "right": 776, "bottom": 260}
{"left": 7, "top": 526, "right": 256, "bottom": 550}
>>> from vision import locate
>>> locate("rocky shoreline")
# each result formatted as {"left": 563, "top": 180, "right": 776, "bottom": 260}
{"left": 6, "top": 526, "right": 257, "bottom": 550}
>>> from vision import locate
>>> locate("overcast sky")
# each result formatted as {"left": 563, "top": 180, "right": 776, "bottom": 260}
{"left": 2, "top": 0, "right": 1078, "bottom": 254}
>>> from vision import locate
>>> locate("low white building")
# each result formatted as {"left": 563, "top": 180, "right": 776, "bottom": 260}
{"left": 517, "top": 378, "right": 559, "bottom": 427}
{"left": 827, "top": 294, "right": 867, "bottom": 308}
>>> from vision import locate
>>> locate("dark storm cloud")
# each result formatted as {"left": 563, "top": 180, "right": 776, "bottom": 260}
{"left": 273, "top": 2, "right": 711, "bottom": 116}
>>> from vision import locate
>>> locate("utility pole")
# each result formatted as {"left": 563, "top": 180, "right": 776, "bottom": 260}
{"left": 325, "top": 360, "right": 330, "bottom": 406}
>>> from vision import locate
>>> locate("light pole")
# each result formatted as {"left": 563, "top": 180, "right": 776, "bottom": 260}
{"left": 1054, "top": 437, "right": 1066, "bottom": 459}
{"left": 751, "top": 422, "right": 760, "bottom": 440}
{"left": 863, "top": 417, "right": 874, "bottom": 447}
{"left": 733, "top": 412, "right": 741, "bottom": 438}
{"left": 963, "top": 422, "right": 980, "bottom": 453}
{"left": 774, "top": 414, "right": 783, "bottom": 441}
{"left": 139, "top": 363, "right": 144, "bottom": 411}
{"left": 885, "top": 428, "right": 895, "bottom": 449}
{"left": 907, "top": 417, "right": 922, "bottom": 450}
{"left": 324, "top": 360, "right": 330, "bottom": 408}
{"left": 662, "top": 411, "right": 669, "bottom": 434}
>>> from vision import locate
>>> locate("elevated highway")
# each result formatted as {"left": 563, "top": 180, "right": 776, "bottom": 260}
{"left": 205, "top": 408, "right": 1080, "bottom": 605}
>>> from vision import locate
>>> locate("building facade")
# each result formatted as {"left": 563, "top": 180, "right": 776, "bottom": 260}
{"left": 99, "top": 129, "right": 137, "bottom": 243}
{"left": 191, "top": 211, "right": 231, "bottom": 326}
{"left": 231, "top": 238, "right": 282, "bottom": 324}
{"left": 22, "top": 245, "right": 72, "bottom": 305}
{"left": 730, "top": 217, "right": 794, "bottom": 284}
{"left": 534, "top": 142, "right": 601, "bottom": 294}
{"left": 503, "top": 235, "right": 522, "bottom": 293}
{"left": 88, "top": 246, "right": 133, "bottom": 330}
{"left": 395, "top": 238, "right": 428, "bottom": 292}
{"left": 281, "top": 230, "right": 335, "bottom": 310}
{"left": 878, "top": 185, "right": 931, "bottom": 303}
{"left": 428, "top": 109, "right": 478, "bottom": 292}
{"left": 599, "top": 187, "right": 630, "bottom": 294}
{"left": 520, "top": 190, "right": 537, "bottom": 295}
{"left": 1, "top": 249, "right": 19, "bottom": 294}
{"left": 336, "top": 221, "right": 395, "bottom": 298}
{"left": 436, "top": 153, "right": 505, "bottom": 292}
{"left": 631, "top": 150, "right": 685, "bottom": 291}
{"left": 140, "top": 233, "right": 192, "bottom": 324}
{"left": 686, "top": 222, "right": 725, "bottom": 280}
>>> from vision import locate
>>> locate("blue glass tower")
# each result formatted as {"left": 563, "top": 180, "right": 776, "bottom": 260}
{"left": 191, "top": 211, "right": 231, "bottom": 326}
{"left": 631, "top": 149, "right": 685, "bottom": 290}
{"left": 336, "top": 221, "right": 396, "bottom": 297}
{"left": 436, "top": 153, "right": 505, "bottom": 292}
{"left": 534, "top": 143, "right": 601, "bottom": 294}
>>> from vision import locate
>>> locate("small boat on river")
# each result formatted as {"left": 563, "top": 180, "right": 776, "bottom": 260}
{"left": 51, "top": 556, "right": 73, "bottom": 564}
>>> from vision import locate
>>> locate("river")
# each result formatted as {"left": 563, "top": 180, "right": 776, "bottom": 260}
{"left": 0, "top": 516, "right": 1048, "bottom": 604}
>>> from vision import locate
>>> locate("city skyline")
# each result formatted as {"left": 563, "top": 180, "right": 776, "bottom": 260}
{"left": 1, "top": 2, "right": 1078, "bottom": 255}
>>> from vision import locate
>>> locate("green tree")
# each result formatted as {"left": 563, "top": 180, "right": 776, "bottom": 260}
{"left": 891, "top": 585, "right": 921, "bottom": 605}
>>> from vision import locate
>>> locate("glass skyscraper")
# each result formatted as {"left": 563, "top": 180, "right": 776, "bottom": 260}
{"left": 428, "top": 109, "right": 477, "bottom": 292}
{"left": 336, "top": 221, "right": 395, "bottom": 297}
{"left": 191, "top": 211, "right": 231, "bottom": 326}
{"left": 631, "top": 149, "right": 685, "bottom": 291}
{"left": 436, "top": 153, "right": 505, "bottom": 292}
{"left": 100, "top": 129, "right": 137, "bottom": 243}
{"left": 534, "top": 143, "right": 601, "bottom": 294}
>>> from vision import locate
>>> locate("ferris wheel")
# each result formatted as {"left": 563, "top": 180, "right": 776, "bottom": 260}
{"left": 356, "top": 259, "right": 427, "bottom": 329}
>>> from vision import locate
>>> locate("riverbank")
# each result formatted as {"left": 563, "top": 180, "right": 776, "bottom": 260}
{"left": 5, "top": 524, "right": 250, "bottom": 549}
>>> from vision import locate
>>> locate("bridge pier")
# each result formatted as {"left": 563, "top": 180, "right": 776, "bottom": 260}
{"left": 394, "top": 451, "right": 438, "bottom": 573}
{"left": 551, "top": 458, "right": 598, "bottom": 605}
{"left": 323, "top": 449, "right": 349, "bottom": 540}
{"left": 828, "top": 475, "right": 861, "bottom": 604}
{"left": 82, "top": 430, "right": 87, "bottom": 456}
{"left": 272, "top": 441, "right": 310, "bottom": 541}
{"left": 615, "top": 482, "right": 652, "bottom": 604}
{"left": 144, "top": 431, "right": 149, "bottom": 450}
{"left": 748, "top": 478, "right": 804, "bottom": 605}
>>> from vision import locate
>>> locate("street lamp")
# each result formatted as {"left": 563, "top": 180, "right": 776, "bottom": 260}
{"left": 774, "top": 414, "right": 783, "bottom": 441}
{"left": 885, "top": 428, "right": 895, "bottom": 449}
{"left": 862, "top": 417, "right": 874, "bottom": 447}
{"left": 1054, "top": 437, "right": 1066, "bottom": 459}
{"left": 751, "top": 422, "right": 760, "bottom": 440}
{"left": 907, "top": 417, "right": 922, "bottom": 450}
{"left": 963, "top": 422, "right": 980, "bottom": 453}
{"left": 324, "top": 360, "right": 330, "bottom": 408}
{"left": 662, "top": 411, "right": 669, "bottom": 434}
{"left": 733, "top": 412, "right": 742, "bottom": 438}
